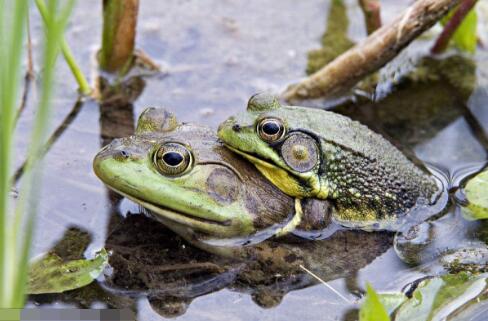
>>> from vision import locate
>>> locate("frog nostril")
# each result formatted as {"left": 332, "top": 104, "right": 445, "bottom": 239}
{"left": 119, "top": 150, "right": 130, "bottom": 159}
{"left": 232, "top": 124, "right": 241, "bottom": 132}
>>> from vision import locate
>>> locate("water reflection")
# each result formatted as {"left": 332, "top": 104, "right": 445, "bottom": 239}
{"left": 104, "top": 214, "right": 392, "bottom": 318}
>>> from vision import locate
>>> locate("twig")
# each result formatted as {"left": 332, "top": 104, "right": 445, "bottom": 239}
{"left": 358, "top": 0, "right": 382, "bottom": 34}
{"left": 13, "top": 98, "right": 85, "bottom": 183}
{"left": 299, "top": 265, "right": 353, "bottom": 304}
{"left": 431, "top": 0, "right": 478, "bottom": 54}
{"left": 282, "top": 0, "right": 462, "bottom": 102}
{"left": 34, "top": 0, "right": 92, "bottom": 95}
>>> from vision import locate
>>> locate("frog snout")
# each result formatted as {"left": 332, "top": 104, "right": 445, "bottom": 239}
{"left": 94, "top": 138, "right": 131, "bottom": 161}
{"left": 217, "top": 117, "right": 238, "bottom": 137}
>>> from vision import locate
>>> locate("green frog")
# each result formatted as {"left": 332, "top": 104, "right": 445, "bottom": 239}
{"left": 217, "top": 93, "right": 441, "bottom": 230}
{"left": 94, "top": 107, "right": 335, "bottom": 239}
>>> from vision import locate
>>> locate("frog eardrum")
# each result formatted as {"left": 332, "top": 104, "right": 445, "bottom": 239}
{"left": 280, "top": 132, "right": 319, "bottom": 173}
{"left": 154, "top": 142, "right": 193, "bottom": 176}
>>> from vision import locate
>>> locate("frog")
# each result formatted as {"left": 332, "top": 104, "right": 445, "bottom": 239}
{"left": 217, "top": 93, "right": 442, "bottom": 231}
{"left": 93, "top": 107, "right": 336, "bottom": 240}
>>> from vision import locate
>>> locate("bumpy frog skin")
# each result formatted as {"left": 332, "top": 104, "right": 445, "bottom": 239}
{"left": 218, "top": 93, "right": 440, "bottom": 229}
{"left": 93, "top": 108, "right": 331, "bottom": 238}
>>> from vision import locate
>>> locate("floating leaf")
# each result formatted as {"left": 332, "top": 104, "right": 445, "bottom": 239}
{"left": 441, "top": 6, "right": 478, "bottom": 53}
{"left": 359, "top": 283, "right": 391, "bottom": 321}
{"left": 378, "top": 293, "right": 407, "bottom": 315}
{"left": 27, "top": 248, "right": 108, "bottom": 294}
{"left": 463, "top": 170, "right": 488, "bottom": 220}
{"left": 394, "top": 273, "right": 488, "bottom": 321}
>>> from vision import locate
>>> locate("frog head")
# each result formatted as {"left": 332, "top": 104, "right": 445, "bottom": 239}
{"left": 93, "top": 107, "right": 298, "bottom": 238}
{"left": 218, "top": 93, "right": 323, "bottom": 199}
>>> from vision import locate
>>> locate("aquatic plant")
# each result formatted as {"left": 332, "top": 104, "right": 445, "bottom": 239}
{"left": 28, "top": 249, "right": 108, "bottom": 295}
{"left": 0, "top": 0, "right": 75, "bottom": 308}
{"left": 462, "top": 169, "right": 488, "bottom": 220}
{"left": 100, "top": 0, "right": 139, "bottom": 73}
{"left": 432, "top": 0, "right": 478, "bottom": 54}
{"left": 359, "top": 284, "right": 391, "bottom": 321}
{"left": 360, "top": 273, "right": 488, "bottom": 320}
{"left": 34, "top": 0, "right": 91, "bottom": 95}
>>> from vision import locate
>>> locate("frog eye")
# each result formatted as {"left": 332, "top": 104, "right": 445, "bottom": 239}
{"left": 257, "top": 118, "right": 285, "bottom": 142}
{"left": 154, "top": 143, "right": 193, "bottom": 176}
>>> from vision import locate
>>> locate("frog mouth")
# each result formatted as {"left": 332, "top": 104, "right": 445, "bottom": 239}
{"left": 106, "top": 186, "right": 237, "bottom": 235}
{"left": 224, "top": 145, "right": 284, "bottom": 171}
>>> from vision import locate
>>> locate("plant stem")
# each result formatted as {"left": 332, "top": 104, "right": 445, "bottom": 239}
{"left": 8, "top": 0, "right": 75, "bottom": 307}
{"left": 431, "top": 0, "right": 478, "bottom": 54}
{"left": 34, "top": 0, "right": 91, "bottom": 95}
{"left": 0, "top": 0, "right": 29, "bottom": 307}
{"left": 358, "top": 0, "right": 382, "bottom": 34}
{"left": 60, "top": 39, "right": 91, "bottom": 95}
{"left": 100, "top": 0, "right": 139, "bottom": 73}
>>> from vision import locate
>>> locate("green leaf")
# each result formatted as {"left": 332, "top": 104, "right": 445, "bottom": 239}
{"left": 359, "top": 283, "right": 391, "bottom": 321}
{"left": 27, "top": 248, "right": 108, "bottom": 294}
{"left": 394, "top": 273, "right": 488, "bottom": 321}
{"left": 462, "top": 170, "right": 488, "bottom": 220}
{"left": 441, "top": 6, "right": 478, "bottom": 53}
{"left": 378, "top": 293, "right": 407, "bottom": 315}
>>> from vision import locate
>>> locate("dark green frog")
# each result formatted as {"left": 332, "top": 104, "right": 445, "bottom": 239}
{"left": 218, "top": 93, "right": 441, "bottom": 230}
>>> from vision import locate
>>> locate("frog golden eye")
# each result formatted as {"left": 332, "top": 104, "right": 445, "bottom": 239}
{"left": 257, "top": 118, "right": 285, "bottom": 142}
{"left": 280, "top": 132, "right": 319, "bottom": 172}
{"left": 154, "top": 143, "right": 193, "bottom": 176}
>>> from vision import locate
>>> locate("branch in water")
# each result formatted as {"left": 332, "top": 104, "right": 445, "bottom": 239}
{"left": 282, "top": 0, "right": 462, "bottom": 102}
{"left": 431, "top": 0, "right": 478, "bottom": 54}
{"left": 358, "top": 0, "right": 382, "bottom": 35}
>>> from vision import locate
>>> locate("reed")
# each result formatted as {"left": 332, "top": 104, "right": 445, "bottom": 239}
{"left": 0, "top": 0, "right": 75, "bottom": 308}
{"left": 100, "top": 0, "right": 139, "bottom": 73}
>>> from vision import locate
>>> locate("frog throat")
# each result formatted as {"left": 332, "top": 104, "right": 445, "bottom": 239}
{"left": 105, "top": 185, "right": 303, "bottom": 239}
{"left": 224, "top": 145, "right": 321, "bottom": 198}
{"left": 105, "top": 186, "right": 244, "bottom": 237}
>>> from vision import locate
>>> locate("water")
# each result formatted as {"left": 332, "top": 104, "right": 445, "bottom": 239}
{"left": 16, "top": 0, "right": 488, "bottom": 320}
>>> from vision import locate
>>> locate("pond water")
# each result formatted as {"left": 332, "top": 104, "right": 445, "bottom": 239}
{"left": 16, "top": 0, "right": 488, "bottom": 320}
